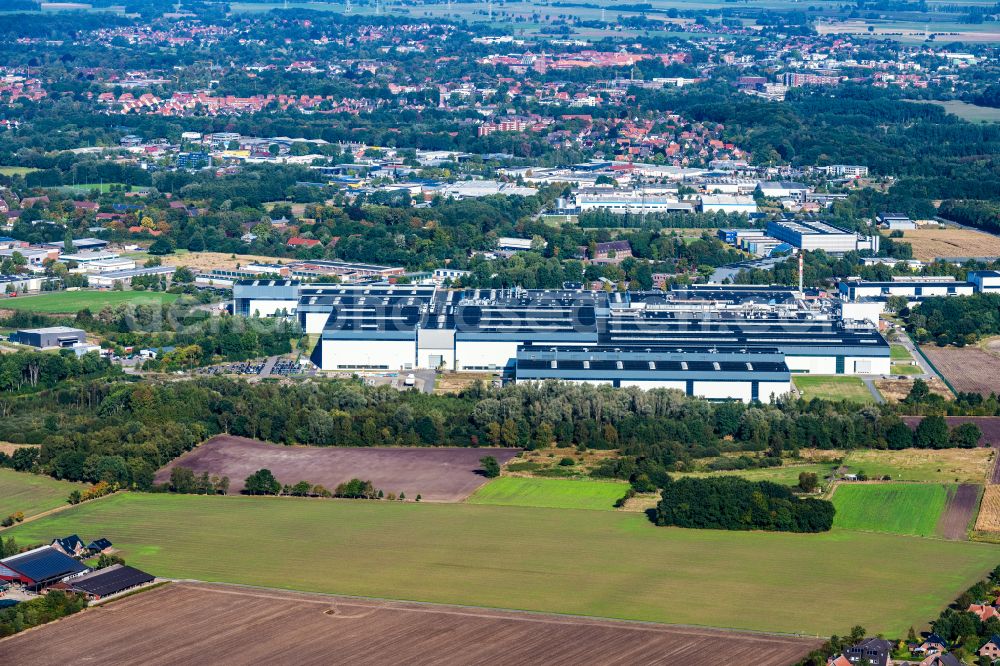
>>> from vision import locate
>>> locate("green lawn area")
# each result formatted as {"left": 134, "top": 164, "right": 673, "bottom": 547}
{"left": 793, "top": 375, "right": 874, "bottom": 403}
{"left": 677, "top": 463, "right": 834, "bottom": 487}
{"left": 892, "top": 363, "right": 921, "bottom": 375}
{"left": 841, "top": 448, "right": 992, "bottom": 484}
{"left": 890, "top": 344, "right": 912, "bottom": 361}
{"left": 8, "top": 492, "right": 999, "bottom": 636}
{"left": 467, "top": 477, "right": 628, "bottom": 511}
{"left": 924, "top": 100, "right": 1000, "bottom": 124}
{"left": 0, "top": 166, "right": 39, "bottom": 177}
{"left": 0, "top": 468, "right": 83, "bottom": 520}
{"left": 831, "top": 483, "right": 951, "bottom": 537}
{"left": 2, "top": 290, "right": 179, "bottom": 313}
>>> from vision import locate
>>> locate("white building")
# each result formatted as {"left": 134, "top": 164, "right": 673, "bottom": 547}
{"left": 767, "top": 220, "right": 879, "bottom": 254}
{"left": 968, "top": 271, "right": 1000, "bottom": 294}
{"left": 700, "top": 195, "right": 758, "bottom": 214}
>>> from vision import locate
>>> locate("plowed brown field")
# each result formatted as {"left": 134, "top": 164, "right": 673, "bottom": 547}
{"left": 154, "top": 435, "right": 522, "bottom": 501}
{"left": 0, "top": 583, "right": 822, "bottom": 665}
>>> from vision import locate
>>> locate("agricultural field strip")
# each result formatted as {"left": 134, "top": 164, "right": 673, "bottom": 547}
{"left": 8, "top": 492, "right": 999, "bottom": 636}
{"left": 831, "top": 483, "right": 951, "bottom": 537}
{"left": 156, "top": 435, "right": 522, "bottom": 501}
{"left": 0, "top": 582, "right": 821, "bottom": 665}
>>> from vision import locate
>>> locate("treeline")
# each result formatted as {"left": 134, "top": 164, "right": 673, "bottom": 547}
{"left": 930, "top": 566, "right": 1000, "bottom": 658}
{"left": 905, "top": 293, "right": 1000, "bottom": 346}
{"left": 654, "top": 476, "right": 835, "bottom": 532}
{"left": 0, "top": 591, "right": 88, "bottom": 639}
{"left": 0, "top": 350, "right": 115, "bottom": 394}
{"left": 5, "top": 373, "right": 1000, "bottom": 492}
{"left": 939, "top": 200, "right": 1000, "bottom": 236}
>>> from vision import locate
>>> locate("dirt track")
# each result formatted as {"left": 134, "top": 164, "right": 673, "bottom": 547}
{"left": 0, "top": 582, "right": 822, "bottom": 665}
{"left": 154, "top": 435, "right": 522, "bottom": 501}
{"left": 937, "top": 484, "right": 979, "bottom": 540}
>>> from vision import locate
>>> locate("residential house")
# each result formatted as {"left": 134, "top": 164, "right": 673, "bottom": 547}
{"left": 86, "top": 538, "right": 113, "bottom": 555}
{"left": 917, "top": 654, "right": 960, "bottom": 666}
{"left": 287, "top": 237, "right": 322, "bottom": 249}
{"left": 912, "top": 633, "right": 947, "bottom": 655}
{"left": 980, "top": 635, "right": 1000, "bottom": 661}
{"left": 968, "top": 603, "right": 1000, "bottom": 622}
{"left": 50, "top": 535, "right": 87, "bottom": 558}
{"left": 843, "top": 637, "right": 893, "bottom": 666}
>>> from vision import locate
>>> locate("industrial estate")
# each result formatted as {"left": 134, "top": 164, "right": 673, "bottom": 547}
{"left": 2, "top": 0, "right": 1000, "bottom": 664}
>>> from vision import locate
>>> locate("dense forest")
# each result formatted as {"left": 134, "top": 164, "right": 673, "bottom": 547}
{"left": 905, "top": 293, "right": 1000, "bottom": 346}
{"left": 654, "top": 476, "right": 835, "bottom": 532}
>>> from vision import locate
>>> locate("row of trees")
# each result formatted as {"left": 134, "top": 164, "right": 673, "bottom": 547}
{"left": 5, "top": 374, "right": 1000, "bottom": 492}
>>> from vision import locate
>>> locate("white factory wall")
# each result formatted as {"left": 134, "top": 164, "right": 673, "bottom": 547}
{"left": 786, "top": 356, "right": 837, "bottom": 374}
{"left": 302, "top": 312, "right": 330, "bottom": 335}
{"left": 455, "top": 340, "right": 519, "bottom": 370}
{"left": 321, "top": 339, "right": 415, "bottom": 370}
{"left": 619, "top": 380, "right": 687, "bottom": 391}
{"left": 245, "top": 298, "right": 297, "bottom": 318}
{"left": 841, "top": 301, "right": 885, "bottom": 327}
{"left": 693, "top": 380, "right": 753, "bottom": 402}
{"left": 417, "top": 347, "right": 455, "bottom": 370}
{"left": 846, "top": 356, "right": 891, "bottom": 375}
{"left": 759, "top": 381, "right": 794, "bottom": 403}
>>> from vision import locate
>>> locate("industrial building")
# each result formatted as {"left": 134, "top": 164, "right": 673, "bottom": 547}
{"left": 767, "top": 219, "right": 879, "bottom": 254}
{"left": 700, "top": 195, "right": 758, "bottom": 214}
{"left": 11, "top": 326, "right": 87, "bottom": 349}
{"left": 969, "top": 271, "right": 1000, "bottom": 294}
{"left": 234, "top": 280, "right": 302, "bottom": 318}
{"left": 258, "top": 284, "right": 887, "bottom": 379}
{"left": 838, "top": 276, "right": 975, "bottom": 301}
{"left": 514, "top": 346, "right": 792, "bottom": 402}
{"left": 87, "top": 265, "right": 175, "bottom": 288}
{"left": 0, "top": 274, "right": 46, "bottom": 293}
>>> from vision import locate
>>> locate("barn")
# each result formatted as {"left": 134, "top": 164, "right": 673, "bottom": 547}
{"left": 0, "top": 546, "right": 89, "bottom": 591}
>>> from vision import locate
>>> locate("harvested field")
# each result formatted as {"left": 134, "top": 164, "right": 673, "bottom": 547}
{"left": 901, "top": 417, "right": 1000, "bottom": 453}
{"left": 938, "top": 484, "right": 981, "bottom": 540}
{"left": 0, "top": 442, "right": 33, "bottom": 457}
{"left": 975, "top": 485, "right": 1000, "bottom": 532}
{"left": 922, "top": 345, "right": 1000, "bottom": 396}
{"left": 434, "top": 371, "right": 498, "bottom": 394}
{"left": 842, "top": 447, "right": 994, "bottom": 484}
{"left": 875, "top": 377, "right": 952, "bottom": 402}
{"left": 154, "top": 435, "right": 521, "bottom": 501}
{"left": 0, "top": 582, "right": 822, "bottom": 665}
{"left": 157, "top": 251, "right": 286, "bottom": 272}
{"left": 901, "top": 228, "right": 1000, "bottom": 262}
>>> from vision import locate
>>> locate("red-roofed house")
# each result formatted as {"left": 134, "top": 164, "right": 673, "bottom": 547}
{"left": 287, "top": 237, "right": 322, "bottom": 248}
{"left": 969, "top": 603, "right": 1000, "bottom": 622}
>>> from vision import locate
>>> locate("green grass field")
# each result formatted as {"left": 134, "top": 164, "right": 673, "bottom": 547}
{"left": 678, "top": 463, "right": 833, "bottom": 487}
{"left": 0, "top": 166, "right": 39, "bottom": 177}
{"left": 891, "top": 344, "right": 912, "bottom": 361}
{"left": 892, "top": 363, "right": 921, "bottom": 375}
{"left": 793, "top": 376, "right": 874, "bottom": 403}
{"left": 2, "top": 290, "right": 179, "bottom": 313}
{"left": 467, "top": 477, "right": 628, "bottom": 510}
{"left": 0, "top": 468, "right": 83, "bottom": 520}
{"left": 8, "top": 492, "right": 999, "bottom": 636}
{"left": 924, "top": 100, "right": 1000, "bottom": 123}
{"left": 831, "top": 483, "right": 951, "bottom": 537}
